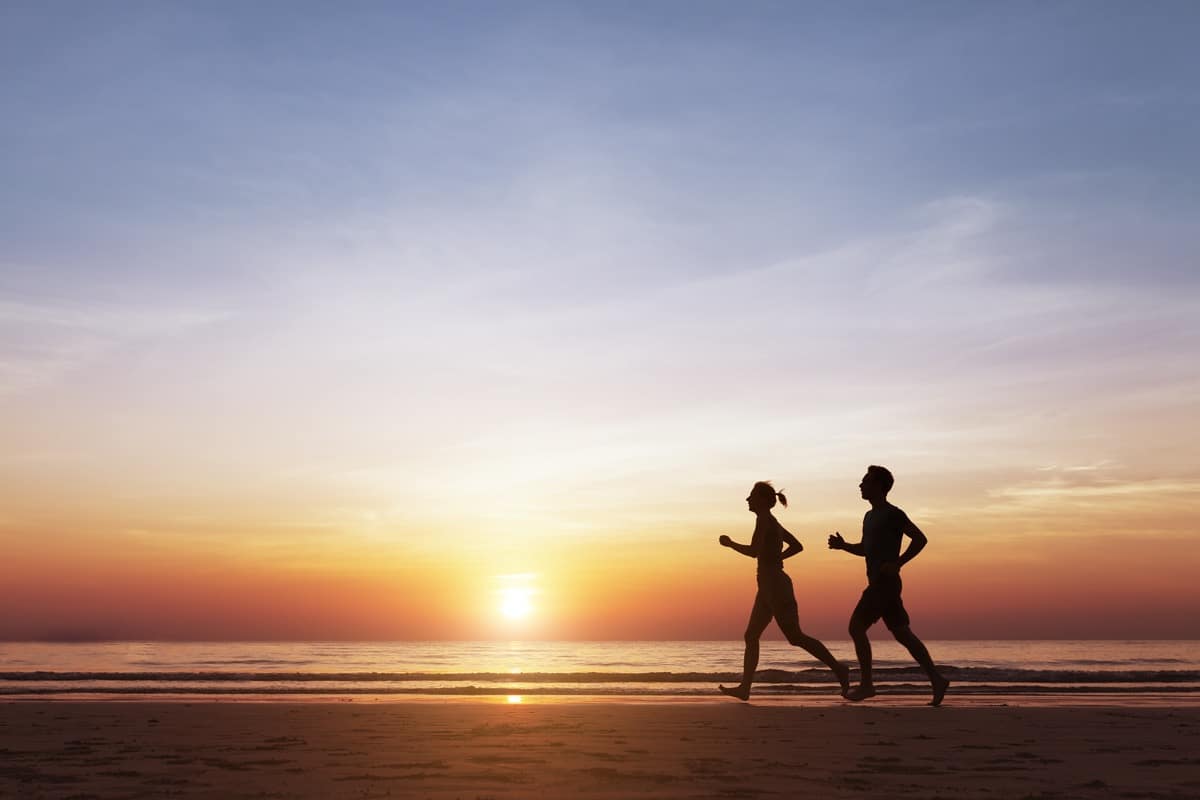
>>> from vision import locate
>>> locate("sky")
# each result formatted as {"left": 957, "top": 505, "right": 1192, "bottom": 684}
{"left": 1, "top": 2, "right": 1198, "bottom": 641}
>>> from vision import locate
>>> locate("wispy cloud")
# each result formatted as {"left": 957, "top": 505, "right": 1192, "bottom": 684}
{"left": 0, "top": 295, "right": 224, "bottom": 397}
{"left": 986, "top": 462, "right": 1200, "bottom": 513}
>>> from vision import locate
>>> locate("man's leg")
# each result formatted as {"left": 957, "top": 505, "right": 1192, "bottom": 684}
{"left": 720, "top": 594, "right": 772, "bottom": 701}
{"left": 891, "top": 626, "right": 949, "bottom": 706}
{"left": 845, "top": 583, "right": 884, "bottom": 701}
{"left": 845, "top": 616, "right": 877, "bottom": 701}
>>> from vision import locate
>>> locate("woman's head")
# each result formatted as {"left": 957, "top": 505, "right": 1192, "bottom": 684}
{"left": 746, "top": 481, "right": 787, "bottom": 513}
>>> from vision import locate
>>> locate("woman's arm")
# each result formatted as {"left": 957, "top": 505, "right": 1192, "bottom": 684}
{"left": 719, "top": 534, "right": 758, "bottom": 558}
{"left": 780, "top": 526, "right": 803, "bottom": 560}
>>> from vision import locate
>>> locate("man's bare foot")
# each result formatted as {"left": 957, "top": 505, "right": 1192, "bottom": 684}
{"left": 719, "top": 684, "right": 750, "bottom": 701}
{"left": 845, "top": 684, "right": 877, "bottom": 702}
{"left": 834, "top": 664, "right": 851, "bottom": 697}
{"left": 930, "top": 675, "right": 950, "bottom": 707}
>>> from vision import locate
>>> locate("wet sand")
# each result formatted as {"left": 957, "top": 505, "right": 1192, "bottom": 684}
{"left": 2, "top": 701, "right": 1198, "bottom": 799}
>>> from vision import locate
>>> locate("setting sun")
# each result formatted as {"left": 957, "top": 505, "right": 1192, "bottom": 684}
{"left": 499, "top": 587, "right": 534, "bottom": 621}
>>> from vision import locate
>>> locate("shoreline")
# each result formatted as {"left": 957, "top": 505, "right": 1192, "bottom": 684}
{"left": 4, "top": 690, "right": 1200, "bottom": 706}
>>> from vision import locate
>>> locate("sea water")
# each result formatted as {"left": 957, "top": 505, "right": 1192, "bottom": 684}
{"left": 3, "top": 641, "right": 1198, "bottom": 702}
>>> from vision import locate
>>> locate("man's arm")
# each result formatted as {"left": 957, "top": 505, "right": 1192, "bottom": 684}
{"left": 719, "top": 535, "right": 757, "bottom": 558}
{"left": 780, "top": 527, "right": 803, "bottom": 560}
{"left": 896, "top": 517, "right": 927, "bottom": 568}
{"left": 827, "top": 531, "right": 866, "bottom": 557}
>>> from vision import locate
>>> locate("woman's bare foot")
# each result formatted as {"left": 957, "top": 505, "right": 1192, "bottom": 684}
{"left": 719, "top": 684, "right": 751, "bottom": 701}
{"left": 844, "top": 683, "right": 877, "bottom": 702}
{"left": 930, "top": 675, "right": 950, "bottom": 706}
{"left": 834, "top": 664, "right": 851, "bottom": 697}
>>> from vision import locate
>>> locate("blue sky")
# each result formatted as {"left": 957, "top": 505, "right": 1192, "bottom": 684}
{"left": 1, "top": 2, "right": 1198, "bottom": 564}
{"left": 5, "top": 2, "right": 1197, "bottom": 284}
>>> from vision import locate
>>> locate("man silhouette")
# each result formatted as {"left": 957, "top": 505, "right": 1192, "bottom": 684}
{"left": 828, "top": 465, "right": 949, "bottom": 705}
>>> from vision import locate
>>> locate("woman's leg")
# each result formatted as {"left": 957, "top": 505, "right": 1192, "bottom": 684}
{"left": 773, "top": 575, "right": 850, "bottom": 694}
{"left": 720, "top": 592, "right": 772, "bottom": 701}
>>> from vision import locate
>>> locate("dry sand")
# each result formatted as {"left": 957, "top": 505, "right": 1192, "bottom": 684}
{"left": 1, "top": 700, "right": 1198, "bottom": 799}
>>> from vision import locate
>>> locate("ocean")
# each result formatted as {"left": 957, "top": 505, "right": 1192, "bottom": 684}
{"left": 3, "top": 641, "right": 1198, "bottom": 703}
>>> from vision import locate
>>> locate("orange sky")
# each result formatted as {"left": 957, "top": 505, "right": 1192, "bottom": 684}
{"left": 2, "top": 360, "right": 1197, "bottom": 640}
{"left": 2, "top": 466, "right": 1197, "bottom": 640}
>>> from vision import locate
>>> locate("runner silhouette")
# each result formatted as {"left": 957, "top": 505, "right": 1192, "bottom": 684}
{"left": 829, "top": 465, "right": 949, "bottom": 705}
{"left": 719, "top": 481, "right": 850, "bottom": 701}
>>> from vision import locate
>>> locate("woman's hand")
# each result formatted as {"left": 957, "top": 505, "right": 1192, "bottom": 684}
{"left": 718, "top": 535, "right": 732, "bottom": 547}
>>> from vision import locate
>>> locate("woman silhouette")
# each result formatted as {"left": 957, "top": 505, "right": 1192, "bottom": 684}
{"left": 718, "top": 481, "right": 849, "bottom": 700}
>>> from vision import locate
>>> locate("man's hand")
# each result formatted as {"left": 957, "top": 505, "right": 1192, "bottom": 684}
{"left": 878, "top": 561, "right": 900, "bottom": 577}
{"left": 718, "top": 535, "right": 732, "bottom": 548}
{"left": 827, "top": 532, "right": 846, "bottom": 550}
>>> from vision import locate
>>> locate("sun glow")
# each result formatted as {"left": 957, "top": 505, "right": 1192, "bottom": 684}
{"left": 494, "top": 573, "right": 538, "bottom": 624}
{"left": 499, "top": 587, "right": 534, "bottom": 620}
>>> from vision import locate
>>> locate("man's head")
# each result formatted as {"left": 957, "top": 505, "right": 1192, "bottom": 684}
{"left": 859, "top": 465, "right": 894, "bottom": 502}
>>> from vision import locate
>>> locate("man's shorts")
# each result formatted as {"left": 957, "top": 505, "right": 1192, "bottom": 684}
{"left": 850, "top": 574, "right": 910, "bottom": 631}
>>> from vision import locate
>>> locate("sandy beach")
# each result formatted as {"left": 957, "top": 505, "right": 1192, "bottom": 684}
{"left": 2, "top": 700, "right": 1198, "bottom": 799}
